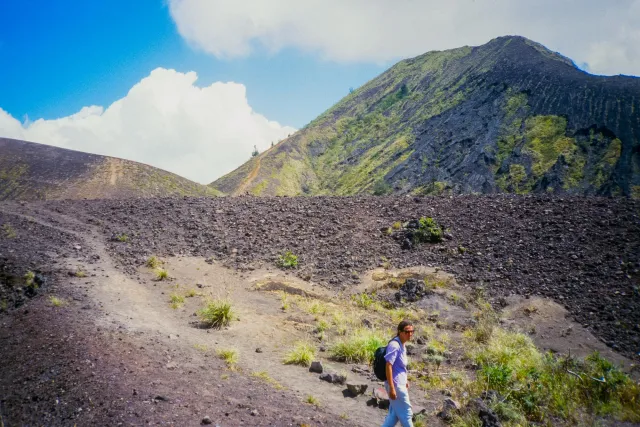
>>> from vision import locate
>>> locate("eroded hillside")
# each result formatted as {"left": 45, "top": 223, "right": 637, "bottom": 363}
{"left": 212, "top": 36, "right": 640, "bottom": 198}
{"left": 0, "top": 138, "right": 221, "bottom": 200}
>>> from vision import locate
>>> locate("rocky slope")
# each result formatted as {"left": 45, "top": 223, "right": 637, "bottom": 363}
{"left": 212, "top": 36, "right": 640, "bottom": 198}
{"left": 0, "top": 138, "right": 220, "bottom": 200}
{"left": 1, "top": 195, "right": 639, "bottom": 425}
{"left": 3, "top": 195, "right": 637, "bottom": 358}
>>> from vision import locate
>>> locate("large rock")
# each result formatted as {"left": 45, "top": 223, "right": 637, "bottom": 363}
{"left": 395, "top": 278, "right": 431, "bottom": 302}
{"left": 437, "top": 398, "right": 461, "bottom": 421}
{"left": 319, "top": 372, "right": 346, "bottom": 385}
{"left": 346, "top": 383, "right": 368, "bottom": 396}
{"left": 373, "top": 387, "right": 390, "bottom": 409}
{"left": 309, "top": 361, "right": 323, "bottom": 374}
{"left": 468, "top": 398, "right": 501, "bottom": 427}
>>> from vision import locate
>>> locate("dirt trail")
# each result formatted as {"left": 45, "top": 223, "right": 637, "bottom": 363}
{"left": 236, "top": 156, "right": 262, "bottom": 195}
{"left": 0, "top": 204, "right": 392, "bottom": 425}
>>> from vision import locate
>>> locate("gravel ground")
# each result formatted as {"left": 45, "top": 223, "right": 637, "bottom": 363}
{"left": 22, "top": 194, "right": 639, "bottom": 359}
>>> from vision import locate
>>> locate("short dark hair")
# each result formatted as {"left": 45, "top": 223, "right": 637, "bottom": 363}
{"left": 397, "top": 320, "right": 413, "bottom": 335}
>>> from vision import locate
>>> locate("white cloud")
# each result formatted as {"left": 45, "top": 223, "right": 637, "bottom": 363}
{"left": 169, "top": 0, "right": 640, "bottom": 76}
{"left": 0, "top": 68, "right": 296, "bottom": 184}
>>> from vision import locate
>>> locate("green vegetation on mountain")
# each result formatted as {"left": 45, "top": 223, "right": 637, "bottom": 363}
{"left": 212, "top": 36, "right": 640, "bottom": 197}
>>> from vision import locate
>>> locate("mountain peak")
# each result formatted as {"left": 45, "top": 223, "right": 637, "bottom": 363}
{"left": 212, "top": 37, "right": 640, "bottom": 199}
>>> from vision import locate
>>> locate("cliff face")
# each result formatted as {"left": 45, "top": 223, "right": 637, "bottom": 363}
{"left": 212, "top": 36, "right": 640, "bottom": 198}
{"left": 0, "top": 138, "right": 220, "bottom": 200}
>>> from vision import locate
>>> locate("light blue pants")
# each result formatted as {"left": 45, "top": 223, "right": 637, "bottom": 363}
{"left": 381, "top": 383, "right": 413, "bottom": 427}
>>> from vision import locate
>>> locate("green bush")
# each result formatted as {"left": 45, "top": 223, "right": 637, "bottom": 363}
{"left": 198, "top": 299, "right": 235, "bottom": 328}
{"left": 277, "top": 251, "right": 298, "bottom": 269}
{"left": 413, "top": 217, "right": 443, "bottom": 243}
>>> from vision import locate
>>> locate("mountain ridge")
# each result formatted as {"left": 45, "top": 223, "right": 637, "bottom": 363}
{"left": 211, "top": 35, "right": 640, "bottom": 198}
{"left": 0, "top": 137, "right": 220, "bottom": 200}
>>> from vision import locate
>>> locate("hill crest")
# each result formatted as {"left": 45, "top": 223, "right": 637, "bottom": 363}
{"left": 0, "top": 138, "right": 220, "bottom": 200}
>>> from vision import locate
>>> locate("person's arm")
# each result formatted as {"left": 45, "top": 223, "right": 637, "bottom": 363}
{"left": 386, "top": 361, "right": 396, "bottom": 400}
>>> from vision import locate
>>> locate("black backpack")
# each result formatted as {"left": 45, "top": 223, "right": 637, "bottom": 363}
{"left": 373, "top": 337, "right": 399, "bottom": 381}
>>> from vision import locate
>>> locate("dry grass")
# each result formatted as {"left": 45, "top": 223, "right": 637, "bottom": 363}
{"left": 283, "top": 341, "right": 316, "bottom": 367}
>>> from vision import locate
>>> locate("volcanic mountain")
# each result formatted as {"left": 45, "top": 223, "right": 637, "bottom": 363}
{"left": 0, "top": 138, "right": 220, "bottom": 200}
{"left": 212, "top": 36, "right": 640, "bottom": 198}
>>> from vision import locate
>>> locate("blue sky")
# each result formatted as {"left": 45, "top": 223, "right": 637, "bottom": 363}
{"left": 0, "top": 0, "right": 386, "bottom": 128}
{"left": 0, "top": 0, "right": 638, "bottom": 183}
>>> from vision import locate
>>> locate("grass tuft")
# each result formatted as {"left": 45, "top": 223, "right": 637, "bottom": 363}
{"left": 198, "top": 298, "right": 235, "bottom": 328}
{"left": 169, "top": 293, "right": 185, "bottom": 309}
{"left": 283, "top": 341, "right": 316, "bottom": 367}
{"left": 304, "top": 395, "right": 320, "bottom": 406}
{"left": 216, "top": 348, "right": 238, "bottom": 368}
{"left": 251, "top": 371, "right": 284, "bottom": 390}
{"left": 116, "top": 233, "right": 129, "bottom": 242}
{"left": 146, "top": 256, "right": 161, "bottom": 268}
{"left": 24, "top": 271, "right": 36, "bottom": 288}
{"left": 329, "top": 328, "right": 386, "bottom": 363}
{"left": 2, "top": 223, "right": 17, "bottom": 239}
{"left": 155, "top": 269, "right": 169, "bottom": 281}
{"left": 48, "top": 296, "right": 66, "bottom": 307}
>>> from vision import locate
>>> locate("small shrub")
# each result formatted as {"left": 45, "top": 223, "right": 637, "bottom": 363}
{"left": 277, "top": 251, "right": 299, "bottom": 269}
{"left": 75, "top": 269, "right": 86, "bottom": 278}
{"left": 300, "top": 298, "right": 327, "bottom": 315}
{"left": 146, "top": 256, "right": 161, "bottom": 268}
{"left": 351, "top": 292, "right": 375, "bottom": 309}
{"left": 283, "top": 341, "right": 316, "bottom": 366}
{"left": 380, "top": 256, "right": 391, "bottom": 270}
{"left": 424, "top": 353, "right": 445, "bottom": 369}
{"left": 2, "top": 223, "right": 16, "bottom": 239}
{"left": 304, "top": 395, "right": 320, "bottom": 406}
{"left": 414, "top": 412, "right": 428, "bottom": 427}
{"left": 373, "top": 179, "right": 392, "bottom": 196}
{"left": 24, "top": 271, "right": 36, "bottom": 288}
{"left": 185, "top": 289, "right": 197, "bottom": 298}
{"left": 330, "top": 329, "right": 385, "bottom": 363}
{"left": 392, "top": 221, "right": 402, "bottom": 230}
{"left": 116, "top": 233, "right": 129, "bottom": 242}
{"left": 198, "top": 299, "right": 235, "bottom": 328}
{"left": 155, "top": 269, "right": 169, "bottom": 281}
{"left": 169, "top": 293, "right": 185, "bottom": 309}
{"left": 49, "top": 296, "right": 66, "bottom": 307}
{"left": 217, "top": 348, "right": 238, "bottom": 367}
{"left": 280, "top": 292, "right": 290, "bottom": 311}
{"left": 413, "top": 217, "right": 443, "bottom": 244}
{"left": 0, "top": 299, "right": 8, "bottom": 312}
{"left": 316, "top": 319, "right": 330, "bottom": 333}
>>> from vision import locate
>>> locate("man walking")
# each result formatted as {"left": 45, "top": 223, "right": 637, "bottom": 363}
{"left": 382, "top": 320, "right": 415, "bottom": 427}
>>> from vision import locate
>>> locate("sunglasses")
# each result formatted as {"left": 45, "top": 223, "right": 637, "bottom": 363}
{"left": 402, "top": 329, "right": 415, "bottom": 334}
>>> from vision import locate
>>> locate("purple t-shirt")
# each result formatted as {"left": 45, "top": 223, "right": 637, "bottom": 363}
{"left": 384, "top": 337, "right": 407, "bottom": 387}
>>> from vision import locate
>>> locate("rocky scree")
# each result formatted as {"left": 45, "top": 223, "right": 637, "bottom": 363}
{"left": 4, "top": 195, "right": 640, "bottom": 359}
